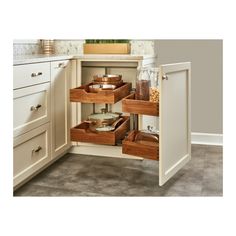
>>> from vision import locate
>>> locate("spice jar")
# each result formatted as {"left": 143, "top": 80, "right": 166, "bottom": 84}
{"left": 135, "top": 68, "right": 150, "bottom": 101}
{"left": 149, "top": 68, "right": 159, "bottom": 102}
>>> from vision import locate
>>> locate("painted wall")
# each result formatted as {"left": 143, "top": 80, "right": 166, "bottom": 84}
{"left": 13, "top": 40, "right": 155, "bottom": 56}
{"left": 155, "top": 40, "right": 223, "bottom": 134}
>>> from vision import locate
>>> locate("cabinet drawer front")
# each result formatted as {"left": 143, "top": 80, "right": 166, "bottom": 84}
{"left": 13, "top": 83, "right": 50, "bottom": 137}
{"left": 14, "top": 62, "right": 50, "bottom": 89}
{"left": 13, "top": 123, "right": 51, "bottom": 186}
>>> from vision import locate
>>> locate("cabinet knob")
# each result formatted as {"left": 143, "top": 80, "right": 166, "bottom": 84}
{"left": 30, "top": 104, "right": 42, "bottom": 111}
{"left": 56, "top": 63, "right": 67, "bottom": 69}
{"left": 162, "top": 75, "right": 168, "bottom": 80}
{"left": 32, "top": 146, "right": 42, "bottom": 153}
{"left": 31, "top": 72, "right": 43, "bottom": 77}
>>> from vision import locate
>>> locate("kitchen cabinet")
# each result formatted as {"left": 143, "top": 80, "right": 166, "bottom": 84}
{"left": 51, "top": 60, "right": 71, "bottom": 159}
{"left": 13, "top": 59, "right": 72, "bottom": 188}
{"left": 13, "top": 62, "right": 52, "bottom": 187}
{"left": 13, "top": 55, "right": 191, "bottom": 188}
{"left": 70, "top": 57, "right": 191, "bottom": 186}
{"left": 122, "top": 62, "right": 191, "bottom": 185}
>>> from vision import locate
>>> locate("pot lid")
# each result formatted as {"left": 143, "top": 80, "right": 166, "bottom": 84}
{"left": 89, "top": 84, "right": 116, "bottom": 89}
{"left": 96, "top": 126, "right": 115, "bottom": 132}
{"left": 88, "top": 112, "right": 120, "bottom": 120}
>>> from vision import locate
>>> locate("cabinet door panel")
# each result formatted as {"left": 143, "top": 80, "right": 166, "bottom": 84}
{"left": 159, "top": 62, "right": 191, "bottom": 186}
{"left": 51, "top": 60, "right": 71, "bottom": 158}
{"left": 14, "top": 123, "right": 51, "bottom": 187}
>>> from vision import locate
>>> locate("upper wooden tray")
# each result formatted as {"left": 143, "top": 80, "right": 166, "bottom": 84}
{"left": 70, "top": 82, "right": 131, "bottom": 104}
{"left": 122, "top": 93, "right": 159, "bottom": 116}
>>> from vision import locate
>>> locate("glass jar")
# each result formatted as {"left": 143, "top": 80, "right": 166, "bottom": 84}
{"left": 149, "top": 68, "right": 159, "bottom": 102}
{"left": 135, "top": 68, "right": 150, "bottom": 100}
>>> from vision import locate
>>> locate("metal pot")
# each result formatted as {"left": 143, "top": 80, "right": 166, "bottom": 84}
{"left": 93, "top": 74, "right": 122, "bottom": 83}
{"left": 85, "top": 108, "right": 123, "bottom": 132}
{"left": 88, "top": 84, "right": 116, "bottom": 93}
{"left": 92, "top": 80, "right": 124, "bottom": 87}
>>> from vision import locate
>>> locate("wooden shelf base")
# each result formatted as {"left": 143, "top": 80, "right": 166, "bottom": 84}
{"left": 71, "top": 116, "right": 130, "bottom": 145}
{"left": 122, "top": 93, "right": 159, "bottom": 116}
{"left": 70, "top": 82, "right": 131, "bottom": 104}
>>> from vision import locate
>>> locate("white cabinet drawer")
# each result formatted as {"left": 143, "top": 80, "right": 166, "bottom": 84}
{"left": 14, "top": 62, "right": 50, "bottom": 89}
{"left": 13, "top": 123, "right": 51, "bottom": 187}
{"left": 13, "top": 83, "right": 50, "bottom": 137}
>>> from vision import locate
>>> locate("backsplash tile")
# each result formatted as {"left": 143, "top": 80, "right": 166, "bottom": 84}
{"left": 54, "top": 40, "right": 85, "bottom": 54}
{"left": 13, "top": 43, "right": 42, "bottom": 56}
{"left": 13, "top": 40, "right": 155, "bottom": 56}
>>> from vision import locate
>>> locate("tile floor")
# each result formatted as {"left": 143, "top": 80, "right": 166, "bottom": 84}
{"left": 14, "top": 145, "right": 223, "bottom": 196}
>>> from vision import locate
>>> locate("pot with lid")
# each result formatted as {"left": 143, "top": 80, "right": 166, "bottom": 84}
{"left": 88, "top": 84, "right": 116, "bottom": 93}
{"left": 85, "top": 108, "right": 123, "bottom": 132}
{"left": 93, "top": 74, "right": 122, "bottom": 83}
{"left": 92, "top": 74, "right": 123, "bottom": 88}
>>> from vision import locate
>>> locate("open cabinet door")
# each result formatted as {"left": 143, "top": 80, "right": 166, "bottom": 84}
{"left": 159, "top": 62, "right": 191, "bottom": 186}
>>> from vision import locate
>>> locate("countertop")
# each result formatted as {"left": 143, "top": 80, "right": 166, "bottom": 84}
{"left": 13, "top": 54, "right": 74, "bottom": 65}
{"left": 13, "top": 54, "right": 156, "bottom": 65}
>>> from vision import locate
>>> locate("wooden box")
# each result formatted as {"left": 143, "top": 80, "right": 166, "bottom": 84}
{"left": 83, "top": 43, "right": 131, "bottom": 54}
{"left": 122, "top": 130, "right": 159, "bottom": 160}
{"left": 122, "top": 93, "right": 159, "bottom": 116}
{"left": 71, "top": 116, "right": 130, "bottom": 145}
{"left": 70, "top": 82, "right": 131, "bottom": 104}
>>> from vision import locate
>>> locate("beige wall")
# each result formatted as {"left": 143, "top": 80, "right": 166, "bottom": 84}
{"left": 155, "top": 40, "right": 223, "bottom": 134}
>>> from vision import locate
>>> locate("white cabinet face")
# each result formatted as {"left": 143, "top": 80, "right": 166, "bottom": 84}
{"left": 13, "top": 83, "right": 50, "bottom": 137}
{"left": 159, "top": 62, "right": 191, "bottom": 186}
{"left": 14, "top": 123, "right": 51, "bottom": 187}
{"left": 13, "top": 62, "right": 50, "bottom": 89}
{"left": 51, "top": 60, "right": 71, "bottom": 158}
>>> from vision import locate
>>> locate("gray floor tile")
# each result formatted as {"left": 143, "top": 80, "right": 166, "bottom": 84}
{"left": 14, "top": 144, "right": 223, "bottom": 197}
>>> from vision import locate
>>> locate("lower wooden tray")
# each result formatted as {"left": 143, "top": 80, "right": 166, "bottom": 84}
{"left": 122, "top": 130, "right": 159, "bottom": 160}
{"left": 71, "top": 116, "right": 130, "bottom": 145}
{"left": 122, "top": 93, "right": 159, "bottom": 116}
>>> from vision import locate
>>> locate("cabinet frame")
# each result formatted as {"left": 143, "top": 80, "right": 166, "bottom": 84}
{"left": 51, "top": 60, "right": 71, "bottom": 159}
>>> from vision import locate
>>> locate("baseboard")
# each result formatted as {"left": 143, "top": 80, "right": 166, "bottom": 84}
{"left": 69, "top": 143, "right": 143, "bottom": 160}
{"left": 191, "top": 132, "right": 223, "bottom": 146}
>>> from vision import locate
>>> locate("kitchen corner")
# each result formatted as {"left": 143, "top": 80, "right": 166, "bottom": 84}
{"left": 13, "top": 40, "right": 222, "bottom": 197}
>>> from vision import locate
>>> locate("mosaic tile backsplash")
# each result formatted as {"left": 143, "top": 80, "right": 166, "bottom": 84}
{"left": 13, "top": 40, "right": 155, "bottom": 56}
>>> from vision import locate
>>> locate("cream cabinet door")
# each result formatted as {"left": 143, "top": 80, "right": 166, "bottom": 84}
{"left": 159, "top": 62, "right": 191, "bottom": 186}
{"left": 51, "top": 60, "right": 71, "bottom": 158}
{"left": 13, "top": 83, "right": 50, "bottom": 137}
{"left": 14, "top": 123, "right": 51, "bottom": 187}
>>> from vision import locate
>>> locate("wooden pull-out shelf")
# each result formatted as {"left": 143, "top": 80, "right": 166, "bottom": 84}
{"left": 122, "top": 130, "right": 159, "bottom": 160}
{"left": 70, "top": 83, "right": 131, "bottom": 104}
{"left": 122, "top": 93, "right": 159, "bottom": 116}
{"left": 71, "top": 116, "right": 130, "bottom": 145}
